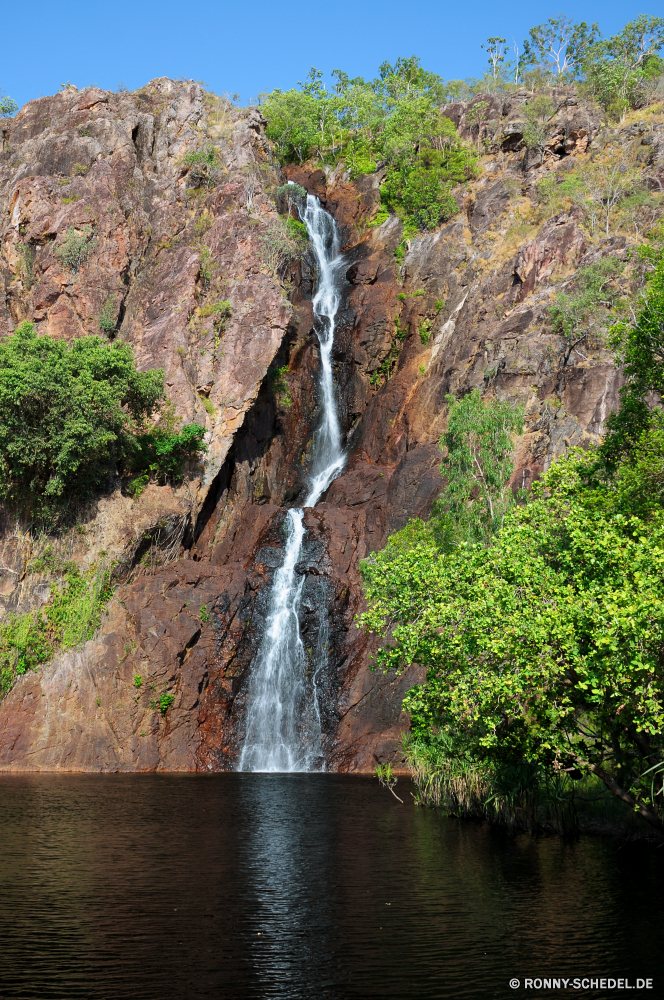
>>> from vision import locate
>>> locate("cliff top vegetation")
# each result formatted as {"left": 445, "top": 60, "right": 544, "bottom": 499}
{"left": 259, "top": 14, "right": 664, "bottom": 238}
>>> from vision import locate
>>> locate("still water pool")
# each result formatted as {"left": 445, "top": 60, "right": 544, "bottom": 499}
{"left": 0, "top": 773, "right": 661, "bottom": 999}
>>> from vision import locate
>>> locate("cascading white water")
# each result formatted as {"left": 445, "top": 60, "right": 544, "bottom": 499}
{"left": 237, "top": 194, "right": 346, "bottom": 773}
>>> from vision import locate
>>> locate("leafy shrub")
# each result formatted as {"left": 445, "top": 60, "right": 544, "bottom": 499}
{"left": 268, "top": 365, "right": 292, "bottom": 406}
{"left": 197, "top": 245, "right": 213, "bottom": 286}
{"left": 126, "top": 474, "right": 149, "bottom": 498}
{"left": 286, "top": 217, "right": 308, "bottom": 240}
{"left": 198, "top": 299, "right": 232, "bottom": 321}
{"left": 549, "top": 258, "right": 624, "bottom": 363}
{"left": 0, "top": 323, "right": 165, "bottom": 523}
{"left": 276, "top": 182, "right": 307, "bottom": 214}
{"left": 183, "top": 146, "right": 220, "bottom": 187}
{"left": 55, "top": 226, "right": 96, "bottom": 274}
{"left": 262, "top": 67, "right": 478, "bottom": 235}
{"left": 419, "top": 319, "right": 431, "bottom": 344}
{"left": 259, "top": 219, "right": 308, "bottom": 278}
{"left": 159, "top": 692, "right": 175, "bottom": 714}
{"left": 98, "top": 296, "right": 117, "bottom": 335}
{"left": 199, "top": 395, "right": 215, "bottom": 417}
{"left": 127, "top": 423, "right": 207, "bottom": 482}
{"left": 521, "top": 96, "right": 555, "bottom": 153}
{"left": 27, "top": 545, "right": 77, "bottom": 576}
{"left": 433, "top": 389, "right": 524, "bottom": 549}
{"left": 360, "top": 228, "right": 664, "bottom": 833}
{"left": 0, "top": 564, "right": 113, "bottom": 697}
{"left": 383, "top": 149, "right": 460, "bottom": 230}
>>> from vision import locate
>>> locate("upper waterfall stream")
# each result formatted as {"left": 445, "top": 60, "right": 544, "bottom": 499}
{"left": 238, "top": 194, "right": 346, "bottom": 772}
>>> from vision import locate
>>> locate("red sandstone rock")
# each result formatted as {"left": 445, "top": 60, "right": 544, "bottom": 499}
{"left": 0, "top": 83, "right": 640, "bottom": 772}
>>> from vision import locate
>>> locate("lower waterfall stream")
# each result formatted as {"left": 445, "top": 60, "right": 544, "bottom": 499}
{"left": 238, "top": 194, "right": 346, "bottom": 773}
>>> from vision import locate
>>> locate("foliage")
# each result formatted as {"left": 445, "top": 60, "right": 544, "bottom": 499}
{"left": 0, "top": 324, "right": 165, "bottom": 523}
{"left": 127, "top": 423, "right": 207, "bottom": 483}
{"left": 433, "top": 389, "right": 524, "bottom": 549}
{"left": 126, "top": 473, "right": 149, "bottom": 498}
{"left": 55, "top": 226, "right": 96, "bottom": 274}
{"left": 374, "top": 761, "right": 404, "bottom": 803}
{"left": 0, "top": 563, "right": 113, "bottom": 697}
{"left": 523, "top": 17, "right": 600, "bottom": 78}
{"left": 549, "top": 257, "right": 625, "bottom": 366}
{"left": 276, "top": 182, "right": 307, "bottom": 215}
{"left": 537, "top": 149, "right": 639, "bottom": 236}
{"left": 464, "top": 100, "right": 491, "bottom": 151}
{"left": 481, "top": 38, "right": 509, "bottom": 83}
{"left": 360, "top": 230, "right": 664, "bottom": 832}
{"left": 381, "top": 147, "right": 463, "bottom": 231}
{"left": 360, "top": 447, "right": 664, "bottom": 831}
{"left": 199, "top": 299, "right": 232, "bottom": 321}
{"left": 0, "top": 95, "right": 18, "bottom": 117}
{"left": 199, "top": 605, "right": 211, "bottom": 623}
{"left": 159, "top": 692, "right": 175, "bottom": 715}
{"left": 259, "top": 217, "right": 308, "bottom": 278}
{"left": 182, "top": 145, "right": 220, "bottom": 187}
{"left": 261, "top": 59, "right": 478, "bottom": 234}
{"left": 583, "top": 16, "right": 664, "bottom": 116}
{"left": 521, "top": 96, "right": 554, "bottom": 153}
{"left": 98, "top": 296, "right": 117, "bottom": 336}
{"left": 197, "top": 245, "right": 213, "bottom": 286}
{"left": 599, "top": 224, "right": 664, "bottom": 469}
{"left": 401, "top": 733, "right": 589, "bottom": 833}
{"left": 268, "top": 365, "right": 292, "bottom": 406}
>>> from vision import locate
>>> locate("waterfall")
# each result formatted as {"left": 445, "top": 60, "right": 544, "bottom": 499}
{"left": 237, "top": 194, "right": 346, "bottom": 772}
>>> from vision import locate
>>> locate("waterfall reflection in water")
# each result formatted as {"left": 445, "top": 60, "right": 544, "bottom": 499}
{"left": 0, "top": 773, "right": 662, "bottom": 1000}
{"left": 238, "top": 195, "right": 346, "bottom": 773}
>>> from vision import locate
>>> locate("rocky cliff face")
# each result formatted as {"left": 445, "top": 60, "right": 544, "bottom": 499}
{"left": 0, "top": 82, "right": 660, "bottom": 771}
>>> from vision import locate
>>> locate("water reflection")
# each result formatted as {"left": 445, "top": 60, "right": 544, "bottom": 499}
{"left": 239, "top": 776, "right": 340, "bottom": 997}
{"left": 0, "top": 773, "right": 661, "bottom": 999}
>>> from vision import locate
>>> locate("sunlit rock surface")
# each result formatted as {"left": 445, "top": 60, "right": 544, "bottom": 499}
{"left": 1, "top": 82, "right": 656, "bottom": 771}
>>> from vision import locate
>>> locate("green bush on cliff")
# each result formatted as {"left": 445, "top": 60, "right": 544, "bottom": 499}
{"left": 0, "top": 323, "right": 205, "bottom": 524}
{"left": 0, "top": 563, "right": 113, "bottom": 697}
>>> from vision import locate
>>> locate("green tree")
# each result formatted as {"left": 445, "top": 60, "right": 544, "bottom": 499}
{"left": 599, "top": 224, "right": 664, "bottom": 469}
{"left": 0, "top": 93, "right": 18, "bottom": 117}
{"left": 549, "top": 257, "right": 625, "bottom": 373}
{"left": 0, "top": 324, "right": 204, "bottom": 523}
{"left": 360, "top": 225, "right": 664, "bottom": 833}
{"left": 376, "top": 55, "right": 447, "bottom": 103}
{"left": 433, "top": 389, "right": 524, "bottom": 549}
{"left": 360, "top": 448, "right": 664, "bottom": 832}
{"left": 584, "top": 16, "right": 664, "bottom": 115}
{"left": 261, "top": 89, "right": 323, "bottom": 163}
{"left": 524, "top": 16, "right": 600, "bottom": 77}
{"left": 261, "top": 58, "right": 478, "bottom": 231}
{"left": 380, "top": 100, "right": 479, "bottom": 229}
{"left": 481, "top": 37, "right": 509, "bottom": 84}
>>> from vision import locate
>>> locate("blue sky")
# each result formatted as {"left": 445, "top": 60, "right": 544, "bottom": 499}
{"left": 1, "top": 0, "right": 655, "bottom": 109}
